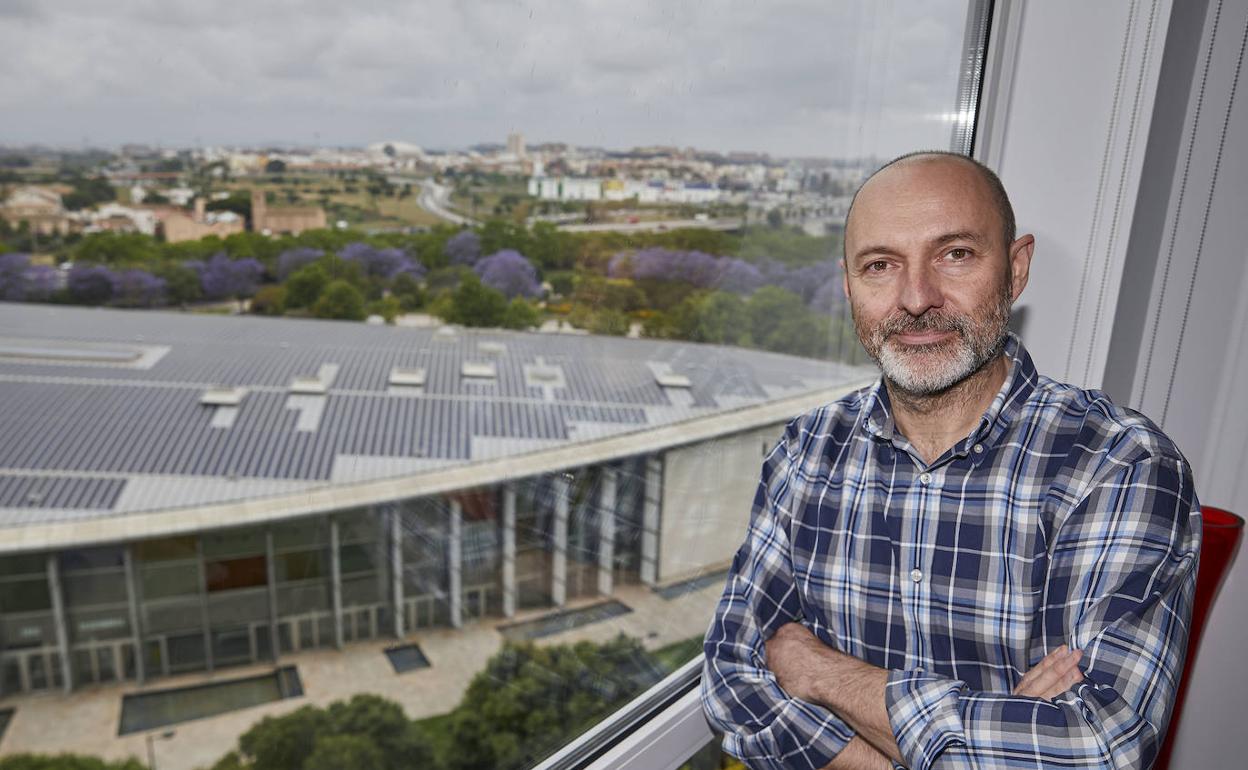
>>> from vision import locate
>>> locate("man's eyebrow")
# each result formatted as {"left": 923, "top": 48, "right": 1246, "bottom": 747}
{"left": 851, "top": 231, "right": 987, "bottom": 263}
{"left": 932, "top": 230, "right": 985, "bottom": 246}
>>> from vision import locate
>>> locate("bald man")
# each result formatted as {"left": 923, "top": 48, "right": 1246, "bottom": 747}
{"left": 701, "top": 152, "right": 1200, "bottom": 770}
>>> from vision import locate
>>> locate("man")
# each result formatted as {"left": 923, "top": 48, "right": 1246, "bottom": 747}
{"left": 701, "top": 152, "right": 1200, "bottom": 770}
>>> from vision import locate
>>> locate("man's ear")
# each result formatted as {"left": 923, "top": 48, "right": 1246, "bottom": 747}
{"left": 1008, "top": 234, "right": 1035, "bottom": 301}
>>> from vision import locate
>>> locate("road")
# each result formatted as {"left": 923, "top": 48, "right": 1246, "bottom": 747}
{"left": 409, "top": 178, "right": 475, "bottom": 226}
{"left": 556, "top": 218, "right": 744, "bottom": 233}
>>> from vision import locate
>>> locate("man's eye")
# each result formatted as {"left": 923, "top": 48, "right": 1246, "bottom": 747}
{"left": 866, "top": 260, "right": 889, "bottom": 272}
{"left": 945, "top": 248, "right": 970, "bottom": 261}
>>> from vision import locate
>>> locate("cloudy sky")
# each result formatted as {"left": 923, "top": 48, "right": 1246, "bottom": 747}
{"left": 0, "top": 0, "right": 971, "bottom": 157}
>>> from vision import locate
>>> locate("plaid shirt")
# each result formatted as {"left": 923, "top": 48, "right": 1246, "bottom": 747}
{"left": 701, "top": 334, "right": 1200, "bottom": 770}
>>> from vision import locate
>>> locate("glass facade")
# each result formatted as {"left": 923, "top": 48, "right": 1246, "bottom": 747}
{"left": 0, "top": 455, "right": 663, "bottom": 694}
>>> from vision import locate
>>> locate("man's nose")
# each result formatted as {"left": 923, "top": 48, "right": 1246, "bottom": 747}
{"left": 898, "top": 263, "right": 944, "bottom": 316}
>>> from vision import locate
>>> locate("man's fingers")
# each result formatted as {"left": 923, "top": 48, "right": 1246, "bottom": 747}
{"left": 1014, "top": 646, "right": 1083, "bottom": 698}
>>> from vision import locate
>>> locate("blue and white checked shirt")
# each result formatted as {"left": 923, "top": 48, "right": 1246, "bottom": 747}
{"left": 701, "top": 334, "right": 1200, "bottom": 770}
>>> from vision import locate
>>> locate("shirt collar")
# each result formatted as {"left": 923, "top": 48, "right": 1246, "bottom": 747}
{"left": 861, "top": 332, "right": 1038, "bottom": 456}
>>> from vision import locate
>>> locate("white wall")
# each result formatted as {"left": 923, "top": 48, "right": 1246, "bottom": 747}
{"left": 657, "top": 423, "right": 788, "bottom": 584}
{"left": 980, "top": 1, "right": 1248, "bottom": 766}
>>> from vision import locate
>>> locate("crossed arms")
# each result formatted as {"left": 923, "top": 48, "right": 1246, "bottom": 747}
{"left": 700, "top": 428, "right": 1200, "bottom": 770}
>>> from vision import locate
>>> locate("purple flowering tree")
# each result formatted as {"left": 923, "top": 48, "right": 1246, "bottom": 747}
{"left": 714, "top": 257, "right": 765, "bottom": 295}
{"left": 111, "top": 269, "right": 167, "bottom": 308}
{"left": 67, "top": 264, "right": 117, "bottom": 305}
{"left": 474, "top": 250, "right": 541, "bottom": 298}
{"left": 0, "top": 253, "right": 32, "bottom": 301}
{"left": 196, "top": 252, "right": 265, "bottom": 301}
{"left": 445, "top": 230, "right": 482, "bottom": 267}
{"left": 23, "top": 264, "right": 60, "bottom": 301}
{"left": 339, "top": 242, "right": 421, "bottom": 280}
{"left": 276, "top": 247, "right": 324, "bottom": 280}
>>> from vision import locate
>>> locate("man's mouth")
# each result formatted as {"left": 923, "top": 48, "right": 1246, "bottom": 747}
{"left": 890, "top": 329, "right": 957, "bottom": 346}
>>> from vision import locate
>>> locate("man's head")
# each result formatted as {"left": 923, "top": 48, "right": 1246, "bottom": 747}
{"left": 842, "top": 151, "right": 1034, "bottom": 397}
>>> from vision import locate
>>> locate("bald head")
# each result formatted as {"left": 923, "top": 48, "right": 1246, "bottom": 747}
{"left": 845, "top": 151, "right": 1016, "bottom": 256}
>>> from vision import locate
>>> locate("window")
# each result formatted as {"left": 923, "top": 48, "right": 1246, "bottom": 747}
{"left": 0, "top": 0, "right": 989, "bottom": 764}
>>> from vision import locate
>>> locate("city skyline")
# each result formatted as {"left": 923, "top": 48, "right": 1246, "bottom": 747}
{"left": 0, "top": 0, "right": 969, "bottom": 158}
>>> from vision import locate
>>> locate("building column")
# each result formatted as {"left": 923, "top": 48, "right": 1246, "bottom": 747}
{"left": 390, "top": 510, "right": 405, "bottom": 638}
{"left": 502, "top": 485, "right": 517, "bottom": 618}
{"left": 640, "top": 456, "right": 662, "bottom": 586}
{"left": 598, "top": 467, "right": 617, "bottom": 596}
{"left": 552, "top": 475, "right": 570, "bottom": 606}
{"left": 329, "top": 518, "right": 344, "bottom": 649}
{"left": 197, "top": 538, "right": 214, "bottom": 672}
{"left": 122, "top": 547, "right": 146, "bottom": 684}
{"left": 46, "top": 554, "right": 73, "bottom": 693}
{"left": 264, "top": 532, "right": 280, "bottom": 661}
{"left": 448, "top": 500, "right": 463, "bottom": 629}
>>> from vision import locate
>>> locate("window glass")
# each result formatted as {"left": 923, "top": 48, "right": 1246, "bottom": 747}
{"left": 0, "top": 0, "right": 983, "bottom": 764}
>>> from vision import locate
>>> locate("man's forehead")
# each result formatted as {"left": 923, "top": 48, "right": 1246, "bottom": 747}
{"left": 847, "top": 159, "right": 998, "bottom": 240}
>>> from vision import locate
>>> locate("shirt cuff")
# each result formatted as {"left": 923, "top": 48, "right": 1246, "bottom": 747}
{"left": 719, "top": 697, "right": 854, "bottom": 770}
{"left": 885, "top": 669, "right": 967, "bottom": 770}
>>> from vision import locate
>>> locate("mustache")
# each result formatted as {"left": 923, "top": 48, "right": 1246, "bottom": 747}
{"left": 874, "top": 310, "right": 971, "bottom": 340}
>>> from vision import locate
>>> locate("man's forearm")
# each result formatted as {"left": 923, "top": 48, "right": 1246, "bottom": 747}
{"left": 821, "top": 736, "right": 893, "bottom": 770}
{"left": 809, "top": 646, "right": 901, "bottom": 763}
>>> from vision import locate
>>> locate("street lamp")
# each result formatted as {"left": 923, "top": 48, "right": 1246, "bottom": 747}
{"left": 145, "top": 729, "right": 175, "bottom": 770}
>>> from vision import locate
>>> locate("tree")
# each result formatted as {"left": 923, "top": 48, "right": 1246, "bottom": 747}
{"left": 66, "top": 265, "right": 115, "bottom": 305}
{"left": 367, "top": 295, "right": 402, "bottom": 323}
{"left": 265, "top": 159, "right": 287, "bottom": 174}
{"left": 474, "top": 250, "right": 541, "bottom": 299}
{"left": 72, "top": 232, "right": 161, "bottom": 265}
{"left": 0, "top": 252, "right": 32, "bottom": 301}
{"left": 305, "top": 735, "right": 384, "bottom": 770}
{"left": 588, "top": 308, "right": 629, "bottom": 336}
{"left": 194, "top": 253, "right": 264, "bottom": 301}
{"left": 440, "top": 636, "right": 663, "bottom": 770}
{"left": 111, "top": 269, "right": 166, "bottom": 308}
{"left": 766, "top": 207, "right": 784, "bottom": 229}
{"left": 313, "top": 280, "right": 366, "bottom": 320}
{"left": 285, "top": 263, "right": 329, "bottom": 309}
{"left": 277, "top": 247, "right": 324, "bottom": 280}
{"left": 746, "top": 286, "right": 817, "bottom": 356}
{"left": 251, "top": 285, "right": 287, "bottom": 316}
{"left": 444, "top": 273, "right": 507, "bottom": 328}
{"left": 501, "top": 297, "right": 541, "bottom": 330}
{"left": 390, "top": 272, "right": 423, "bottom": 311}
{"left": 237, "top": 705, "right": 328, "bottom": 770}
{"left": 445, "top": 229, "right": 482, "bottom": 267}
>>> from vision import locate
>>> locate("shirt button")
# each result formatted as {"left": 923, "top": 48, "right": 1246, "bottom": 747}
{"left": 910, "top": 568, "right": 923, "bottom": 582}
{"left": 919, "top": 472, "right": 932, "bottom": 485}
{"left": 973, "top": 444, "right": 984, "bottom": 454}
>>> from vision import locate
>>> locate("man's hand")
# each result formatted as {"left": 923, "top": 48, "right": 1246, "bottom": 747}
{"left": 1013, "top": 644, "right": 1084, "bottom": 699}
{"left": 765, "top": 620, "right": 833, "bottom": 703}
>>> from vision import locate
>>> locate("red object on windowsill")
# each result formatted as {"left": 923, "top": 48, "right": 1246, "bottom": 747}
{"left": 1153, "top": 506, "right": 1244, "bottom": 770}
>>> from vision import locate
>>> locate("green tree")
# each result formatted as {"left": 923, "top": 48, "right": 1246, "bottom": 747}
{"left": 439, "top": 636, "right": 663, "bottom": 770}
{"left": 390, "top": 272, "right": 423, "bottom": 311}
{"left": 367, "top": 295, "right": 402, "bottom": 324}
{"left": 588, "top": 308, "right": 629, "bottom": 336}
{"left": 690, "top": 291, "right": 750, "bottom": 345}
{"left": 313, "top": 280, "right": 366, "bottom": 321}
{"left": 72, "top": 232, "right": 161, "bottom": 265}
{"left": 305, "top": 735, "right": 384, "bottom": 770}
{"left": 502, "top": 297, "right": 541, "bottom": 330}
{"left": 237, "top": 705, "right": 329, "bottom": 770}
{"left": 746, "top": 286, "right": 817, "bottom": 356}
{"left": 444, "top": 273, "right": 507, "bottom": 328}
{"left": 251, "top": 285, "right": 287, "bottom": 316}
{"left": 150, "top": 261, "right": 203, "bottom": 305}
{"left": 284, "top": 264, "right": 329, "bottom": 309}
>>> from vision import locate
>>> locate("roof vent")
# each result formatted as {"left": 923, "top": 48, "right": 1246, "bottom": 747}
{"left": 435, "top": 326, "right": 457, "bottom": 340}
{"left": 478, "top": 341, "right": 506, "bottom": 355}
{"left": 655, "top": 372, "right": 692, "bottom": 389}
{"left": 200, "top": 386, "right": 247, "bottom": 406}
{"left": 289, "top": 375, "right": 327, "bottom": 395}
{"left": 389, "top": 367, "right": 426, "bottom": 387}
{"left": 527, "top": 365, "right": 560, "bottom": 383}
{"left": 462, "top": 361, "right": 497, "bottom": 379}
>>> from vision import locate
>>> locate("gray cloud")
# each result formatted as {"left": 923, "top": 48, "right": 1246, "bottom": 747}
{"left": 0, "top": 0, "right": 972, "bottom": 157}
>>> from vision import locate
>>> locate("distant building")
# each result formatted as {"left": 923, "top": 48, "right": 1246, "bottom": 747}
{"left": 250, "top": 190, "right": 326, "bottom": 235}
{"left": 507, "top": 132, "right": 526, "bottom": 158}
{"left": 0, "top": 186, "right": 71, "bottom": 236}
{"left": 159, "top": 198, "right": 245, "bottom": 243}
{"left": 527, "top": 176, "right": 602, "bottom": 201}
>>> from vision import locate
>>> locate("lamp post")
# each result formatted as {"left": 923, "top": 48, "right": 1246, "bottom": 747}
{"left": 145, "top": 729, "right": 175, "bottom": 770}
